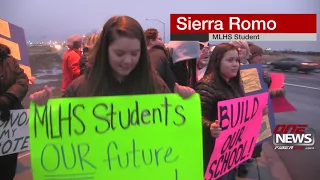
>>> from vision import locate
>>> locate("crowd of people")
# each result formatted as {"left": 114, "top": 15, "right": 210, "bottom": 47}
{"left": 0, "top": 15, "right": 285, "bottom": 180}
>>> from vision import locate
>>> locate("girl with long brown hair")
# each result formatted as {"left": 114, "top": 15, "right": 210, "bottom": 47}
{"left": 194, "top": 43, "right": 244, "bottom": 180}
{"left": 30, "top": 16, "right": 192, "bottom": 104}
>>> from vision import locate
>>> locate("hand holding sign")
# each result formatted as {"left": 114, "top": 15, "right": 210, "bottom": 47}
{"left": 29, "top": 76, "right": 36, "bottom": 84}
{"left": 174, "top": 83, "right": 195, "bottom": 99}
{"left": 210, "top": 121, "right": 221, "bottom": 138}
{"left": 29, "top": 85, "right": 53, "bottom": 105}
{"left": 204, "top": 92, "right": 268, "bottom": 180}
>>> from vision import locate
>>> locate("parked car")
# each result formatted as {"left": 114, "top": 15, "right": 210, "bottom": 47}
{"left": 269, "top": 57, "right": 318, "bottom": 73}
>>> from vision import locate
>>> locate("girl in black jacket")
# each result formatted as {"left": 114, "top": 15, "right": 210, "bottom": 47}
{"left": 0, "top": 43, "right": 29, "bottom": 180}
{"left": 195, "top": 43, "right": 244, "bottom": 180}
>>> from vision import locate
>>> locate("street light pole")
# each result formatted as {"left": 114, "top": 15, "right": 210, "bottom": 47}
{"left": 145, "top": 18, "right": 166, "bottom": 43}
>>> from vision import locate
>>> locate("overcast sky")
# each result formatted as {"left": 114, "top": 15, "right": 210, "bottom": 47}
{"left": 1, "top": 0, "right": 319, "bottom": 51}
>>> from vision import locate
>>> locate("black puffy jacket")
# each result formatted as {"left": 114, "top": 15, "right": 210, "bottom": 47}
{"left": 194, "top": 74, "right": 244, "bottom": 171}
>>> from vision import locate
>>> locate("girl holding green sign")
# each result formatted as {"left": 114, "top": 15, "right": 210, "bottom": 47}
{"left": 30, "top": 16, "right": 193, "bottom": 105}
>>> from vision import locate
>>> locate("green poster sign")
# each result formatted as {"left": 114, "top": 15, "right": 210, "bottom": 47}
{"left": 29, "top": 94, "right": 204, "bottom": 180}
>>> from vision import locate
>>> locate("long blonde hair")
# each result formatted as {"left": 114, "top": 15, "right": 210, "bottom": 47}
{"left": 229, "top": 40, "right": 251, "bottom": 59}
{"left": 84, "top": 34, "right": 99, "bottom": 49}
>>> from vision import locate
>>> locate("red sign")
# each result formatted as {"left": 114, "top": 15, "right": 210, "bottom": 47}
{"left": 170, "top": 14, "right": 317, "bottom": 34}
{"left": 273, "top": 124, "right": 308, "bottom": 134}
{"left": 269, "top": 73, "right": 296, "bottom": 113}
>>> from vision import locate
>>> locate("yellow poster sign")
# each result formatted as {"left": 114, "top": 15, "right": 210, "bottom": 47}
{"left": 240, "top": 67, "right": 272, "bottom": 144}
{"left": 240, "top": 68, "right": 262, "bottom": 93}
{"left": 0, "top": 19, "right": 11, "bottom": 38}
{"left": 0, "top": 37, "right": 21, "bottom": 60}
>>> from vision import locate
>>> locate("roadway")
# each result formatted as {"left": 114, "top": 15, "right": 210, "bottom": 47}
{"left": 13, "top": 70, "right": 320, "bottom": 180}
{"left": 272, "top": 71, "right": 320, "bottom": 180}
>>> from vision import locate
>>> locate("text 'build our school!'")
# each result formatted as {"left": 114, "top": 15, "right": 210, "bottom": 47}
{"left": 169, "top": 14, "right": 317, "bottom": 42}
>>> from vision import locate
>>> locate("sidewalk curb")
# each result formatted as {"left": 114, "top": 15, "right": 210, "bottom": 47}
{"left": 261, "top": 141, "right": 292, "bottom": 180}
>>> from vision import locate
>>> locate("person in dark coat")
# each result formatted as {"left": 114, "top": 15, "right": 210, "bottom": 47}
{"left": 166, "top": 41, "right": 200, "bottom": 88}
{"left": 248, "top": 42, "right": 285, "bottom": 159}
{"left": 80, "top": 34, "right": 99, "bottom": 75}
{"left": 194, "top": 43, "right": 245, "bottom": 180}
{"left": 144, "top": 28, "right": 176, "bottom": 91}
{"left": 0, "top": 43, "right": 29, "bottom": 180}
{"left": 144, "top": 28, "right": 195, "bottom": 97}
{"left": 248, "top": 43, "right": 285, "bottom": 98}
{"left": 147, "top": 43, "right": 177, "bottom": 92}
{"left": 197, "top": 44, "right": 210, "bottom": 81}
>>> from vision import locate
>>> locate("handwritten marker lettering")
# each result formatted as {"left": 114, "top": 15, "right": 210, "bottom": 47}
{"left": 104, "top": 139, "right": 179, "bottom": 170}
{"left": 204, "top": 92, "right": 269, "bottom": 180}
{"left": 29, "top": 94, "right": 204, "bottom": 180}
{"left": 0, "top": 110, "right": 30, "bottom": 156}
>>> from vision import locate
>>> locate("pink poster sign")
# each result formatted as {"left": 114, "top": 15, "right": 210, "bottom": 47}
{"left": 269, "top": 73, "right": 296, "bottom": 113}
{"left": 269, "top": 73, "right": 285, "bottom": 89}
{"left": 204, "top": 92, "right": 269, "bottom": 180}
